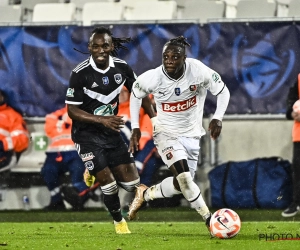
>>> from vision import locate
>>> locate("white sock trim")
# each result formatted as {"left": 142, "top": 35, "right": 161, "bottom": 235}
{"left": 119, "top": 178, "right": 140, "bottom": 192}
{"left": 101, "top": 181, "right": 119, "bottom": 195}
{"left": 176, "top": 172, "right": 208, "bottom": 213}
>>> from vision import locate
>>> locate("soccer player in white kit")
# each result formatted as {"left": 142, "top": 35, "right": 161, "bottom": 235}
{"left": 127, "top": 36, "right": 230, "bottom": 233}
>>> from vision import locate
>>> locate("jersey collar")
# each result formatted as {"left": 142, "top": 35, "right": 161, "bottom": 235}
{"left": 89, "top": 55, "right": 115, "bottom": 74}
{"left": 162, "top": 62, "right": 186, "bottom": 82}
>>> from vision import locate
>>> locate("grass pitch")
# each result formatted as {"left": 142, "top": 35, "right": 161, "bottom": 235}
{"left": 0, "top": 208, "right": 300, "bottom": 250}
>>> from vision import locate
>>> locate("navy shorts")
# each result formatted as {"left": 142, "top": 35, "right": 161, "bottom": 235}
{"left": 76, "top": 139, "right": 134, "bottom": 176}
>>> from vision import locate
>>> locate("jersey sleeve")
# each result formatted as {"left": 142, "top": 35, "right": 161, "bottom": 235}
{"left": 193, "top": 59, "right": 225, "bottom": 96}
{"left": 65, "top": 71, "right": 85, "bottom": 105}
{"left": 123, "top": 64, "right": 137, "bottom": 93}
{"left": 132, "top": 69, "right": 157, "bottom": 99}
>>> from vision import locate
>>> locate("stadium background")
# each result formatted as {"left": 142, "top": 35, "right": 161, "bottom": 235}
{"left": 0, "top": 0, "right": 299, "bottom": 210}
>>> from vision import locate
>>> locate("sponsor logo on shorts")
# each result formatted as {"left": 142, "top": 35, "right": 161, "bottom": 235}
{"left": 162, "top": 95, "right": 196, "bottom": 112}
{"left": 166, "top": 152, "right": 173, "bottom": 160}
{"left": 162, "top": 146, "right": 173, "bottom": 154}
{"left": 80, "top": 152, "right": 95, "bottom": 161}
{"left": 85, "top": 160, "right": 94, "bottom": 170}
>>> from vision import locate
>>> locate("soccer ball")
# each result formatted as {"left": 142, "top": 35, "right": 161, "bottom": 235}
{"left": 293, "top": 100, "right": 300, "bottom": 113}
{"left": 210, "top": 208, "right": 241, "bottom": 239}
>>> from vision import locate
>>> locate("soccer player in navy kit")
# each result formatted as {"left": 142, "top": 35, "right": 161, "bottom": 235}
{"left": 65, "top": 27, "right": 155, "bottom": 234}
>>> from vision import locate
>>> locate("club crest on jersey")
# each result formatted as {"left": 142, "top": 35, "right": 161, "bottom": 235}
{"left": 80, "top": 152, "right": 95, "bottom": 161}
{"left": 175, "top": 88, "right": 181, "bottom": 96}
{"left": 66, "top": 88, "right": 74, "bottom": 97}
{"left": 102, "top": 76, "right": 109, "bottom": 85}
{"left": 190, "top": 85, "right": 196, "bottom": 91}
{"left": 114, "top": 74, "right": 122, "bottom": 84}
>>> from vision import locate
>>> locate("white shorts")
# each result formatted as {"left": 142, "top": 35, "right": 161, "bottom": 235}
{"left": 153, "top": 132, "right": 200, "bottom": 178}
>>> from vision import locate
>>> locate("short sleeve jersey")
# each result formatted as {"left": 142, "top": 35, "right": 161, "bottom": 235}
{"left": 65, "top": 56, "right": 136, "bottom": 146}
{"left": 132, "top": 58, "right": 225, "bottom": 137}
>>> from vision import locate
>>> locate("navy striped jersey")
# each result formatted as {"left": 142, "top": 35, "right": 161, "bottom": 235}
{"left": 65, "top": 55, "right": 136, "bottom": 146}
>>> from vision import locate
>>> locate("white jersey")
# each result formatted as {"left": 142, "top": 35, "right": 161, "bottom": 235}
{"left": 132, "top": 58, "right": 225, "bottom": 137}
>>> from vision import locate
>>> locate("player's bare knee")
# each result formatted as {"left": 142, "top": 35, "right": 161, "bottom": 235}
{"left": 118, "top": 178, "right": 140, "bottom": 192}
{"left": 173, "top": 160, "right": 189, "bottom": 175}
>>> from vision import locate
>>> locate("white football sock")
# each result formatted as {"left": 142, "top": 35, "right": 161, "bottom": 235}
{"left": 144, "top": 177, "right": 181, "bottom": 202}
{"left": 176, "top": 172, "right": 210, "bottom": 219}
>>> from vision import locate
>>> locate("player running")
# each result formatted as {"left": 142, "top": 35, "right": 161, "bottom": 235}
{"left": 65, "top": 26, "right": 155, "bottom": 234}
{"left": 128, "top": 36, "right": 230, "bottom": 234}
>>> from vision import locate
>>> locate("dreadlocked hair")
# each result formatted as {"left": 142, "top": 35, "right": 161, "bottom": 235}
{"left": 167, "top": 36, "right": 191, "bottom": 49}
{"left": 91, "top": 26, "right": 132, "bottom": 56}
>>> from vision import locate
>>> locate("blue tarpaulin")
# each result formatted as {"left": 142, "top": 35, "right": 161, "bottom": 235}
{"left": 0, "top": 22, "right": 300, "bottom": 117}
